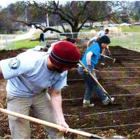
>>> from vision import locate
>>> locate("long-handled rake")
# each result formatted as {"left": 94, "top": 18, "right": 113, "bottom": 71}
{"left": 0, "top": 108, "right": 101, "bottom": 139}
{"left": 79, "top": 60, "right": 112, "bottom": 102}
{"left": 0, "top": 108, "right": 125, "bottom": 139}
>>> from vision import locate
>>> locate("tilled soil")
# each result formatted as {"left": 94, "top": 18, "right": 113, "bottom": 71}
{"left": 0, "top": 46, "right": 140, "bottom": 139}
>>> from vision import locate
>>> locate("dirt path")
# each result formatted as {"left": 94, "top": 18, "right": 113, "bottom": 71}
{"left": 0, "top": 28, "right": 37, "bottom": 49}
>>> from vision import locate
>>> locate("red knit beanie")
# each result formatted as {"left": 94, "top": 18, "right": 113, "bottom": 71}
{"left": 49, "top": 41, "right": 81, "bottom": 68}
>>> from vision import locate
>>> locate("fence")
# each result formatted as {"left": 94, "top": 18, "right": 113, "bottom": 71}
{"left": 0, "top": 35, "right": 16, "bottom": 50}
{"left": 1, "top": 32, "right": 140, "bottom": 52}
{"left": 72, "top": 32, "right": 140, "bottom": 52}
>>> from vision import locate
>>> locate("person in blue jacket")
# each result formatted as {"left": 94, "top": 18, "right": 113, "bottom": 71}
{"left": 78, "top": 35, "right": 114, "bottom": 108}
{"left": 87, "top": 29, "right": 111, "bottom": 65}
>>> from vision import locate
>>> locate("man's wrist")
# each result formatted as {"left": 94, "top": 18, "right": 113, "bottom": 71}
{"left": 87, "top": 65, "right": 92, "bottom": 72}
{"left": 87, "top": 65, "right": 92, "bottom": 67}
{"left": 0, "top": 102, "right": 4, "bottom": 108}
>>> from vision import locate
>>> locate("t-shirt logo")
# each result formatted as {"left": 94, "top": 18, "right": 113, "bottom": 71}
{"left": 8, "top": 58, "right": 20, "bottom": 69}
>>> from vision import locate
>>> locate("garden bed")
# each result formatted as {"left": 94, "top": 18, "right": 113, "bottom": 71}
{"left": 0, "top": 46, "right": 140, "bottom": 139}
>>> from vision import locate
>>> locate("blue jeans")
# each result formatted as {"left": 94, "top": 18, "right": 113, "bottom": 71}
{"left": 78, "top": 66, "right": 109, "bottom": 102}
{"left": 100, "top": 55, "right": 105, "bottom": 63}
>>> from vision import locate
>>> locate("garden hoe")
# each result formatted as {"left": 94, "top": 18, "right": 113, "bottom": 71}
{"left": 79, "top": 60, "right": 113, "bottom": 104}
{"left": 0, "top": 108, "right": 125, "bottom": 139}
{"left": 102, "top": 54, "right": 116, "bottom": 63}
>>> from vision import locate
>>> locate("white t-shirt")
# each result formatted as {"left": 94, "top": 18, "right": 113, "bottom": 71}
{"left": 27, "top": 46, "right": 43, "bottom": 52}
{"left": 0, "top": 51, "right": 67, "bottom": 97}
{"left": 90, "top": 30, "right": 106, "bottom": 44}
{"left": 90, "top": 36, "right": 98, "bottom": 43}
{"left": 96, "top": 30, "right": 105, "bottom": 37}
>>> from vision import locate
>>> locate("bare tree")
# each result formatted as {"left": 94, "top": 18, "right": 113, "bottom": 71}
{"left": 42, "top": 1, "right": 114, "bottom": 37}
{"left": 1, "top": 1, "right": 119, "bottom": 37}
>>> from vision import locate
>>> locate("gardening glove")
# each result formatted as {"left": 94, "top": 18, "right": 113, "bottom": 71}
{"left": 86, "top": 65, "right": 92, "bottom": 73}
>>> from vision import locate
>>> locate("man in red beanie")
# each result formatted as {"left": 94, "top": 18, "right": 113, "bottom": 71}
{"left": 0, "top": 41, "right": 81, "bottom": 139}
{"left": 49, "top": 41, "right": 79, "bottom": 72}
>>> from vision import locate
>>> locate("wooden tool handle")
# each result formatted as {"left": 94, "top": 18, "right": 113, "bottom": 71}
{"left": 0, "top": 108, "right": 102, "bottom": 139}
{"left": 79, "top": 60, "right": 108, "bottom": 94}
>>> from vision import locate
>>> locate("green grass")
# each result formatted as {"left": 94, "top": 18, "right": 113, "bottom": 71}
{"left": 3, "top": 39, "right": 41, "bottom": 50}
{"left": 106, "top": 26, "right": 140, "bottom": 52}
{"left": 121, "top": 25, "right": 140, "bottom": 32}
{"left": 0, "top": 29, "right": 43, "bottom": 50}
{"left": 2, "top": 25, "right": 140, "bottom": 51}
{"left": 109, "top": 32, "right": 140, "bottom": 52}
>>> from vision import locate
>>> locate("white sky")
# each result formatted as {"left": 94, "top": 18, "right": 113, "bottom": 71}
{"left": 0, "top": 0, "right": 133, "bottom": 8}
{"left": 0, "top": 0, "right": 47, "bottom": 8}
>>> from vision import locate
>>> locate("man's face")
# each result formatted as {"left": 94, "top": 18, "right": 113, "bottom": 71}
{"left": 105, "top": 31, "right": 109, "bottom": 34}
{"left": 101, "top": 43, "right": 108, "bottom": 49}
